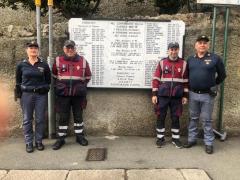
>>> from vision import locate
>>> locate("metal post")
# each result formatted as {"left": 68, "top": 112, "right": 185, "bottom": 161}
{"left": 211, "top": 6, "right": 217, "bottom": 52}
{"left": 217, "top": 7, "right": 230, "bottom": 132}
{"left": 35, "top": 0, "right": 41, "bottom": 55}
{"left": 48, "top": 0, "right": 56, "bottom": 139}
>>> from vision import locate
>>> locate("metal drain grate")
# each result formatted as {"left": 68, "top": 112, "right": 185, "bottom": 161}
{"left": 86, "top": 148, "right": 107, "bottom": 161}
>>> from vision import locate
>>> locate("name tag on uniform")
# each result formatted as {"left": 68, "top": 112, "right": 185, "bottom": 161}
{"left": 204, "top": 59, "right": 212, "bottom": 65}
{"left": 37, "top": 67, "right": 44, "bottom": 72}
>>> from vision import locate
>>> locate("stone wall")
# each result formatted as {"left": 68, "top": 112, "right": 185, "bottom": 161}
{"left": 0, "top": 4, "right": 240, "bottom": 137}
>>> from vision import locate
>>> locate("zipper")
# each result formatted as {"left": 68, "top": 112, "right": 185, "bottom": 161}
{"left": 69, "top": 63, "right": 73, "bottom": 96}
{"left": 170, "top": 62, "right": 175, "bottom": 97}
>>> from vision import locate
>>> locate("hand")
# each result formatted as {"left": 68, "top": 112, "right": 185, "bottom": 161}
{"left": 182, "top": 97, "right": 188, "bottom": 105}
{"left": 152, "top": 96, "right": 158, "bottom": 105}
{"left": 14, "top": 85, "right": 22, "bottom": 101}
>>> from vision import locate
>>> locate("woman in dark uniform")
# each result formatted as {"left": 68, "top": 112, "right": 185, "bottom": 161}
{"left": 15, "top": 41, "right": 51, "bottom": 153}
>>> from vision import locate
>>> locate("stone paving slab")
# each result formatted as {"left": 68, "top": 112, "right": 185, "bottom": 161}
{"left": 2, "top": 170, "right": 68, "bottom": 180}
{"left": 181, "top": 169, "right": 211, "bottom": 180}
{"left": 67, "top": 169, "right": 125, "bottom": 180}
{"left": 0, "top": 170, "right": 7, "bottom": 179}
{"left": 127, "top": 169, "right": 184, "bottom": 180}
{"left": 0, "top": 169, "right": 211, "bottom": 180}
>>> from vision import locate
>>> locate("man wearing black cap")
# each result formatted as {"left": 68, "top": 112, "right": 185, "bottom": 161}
{"left": 184, "top": 35, "right": 226, "bottom": 154}
{"left": 152, "top": 42, "right": 189, "bottom": 148}
{"left": 15, "top": 41, "right": 51, "bottom": 153}
{"left": 52, "top": 40, "right": 91, "bottom": 150}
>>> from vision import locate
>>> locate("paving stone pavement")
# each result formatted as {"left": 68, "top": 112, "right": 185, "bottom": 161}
{"left": 1, "top": 136, "right": 240, "bottom": 180}
{"left": 0, "top": 169, "right": 210, "bottom": 180}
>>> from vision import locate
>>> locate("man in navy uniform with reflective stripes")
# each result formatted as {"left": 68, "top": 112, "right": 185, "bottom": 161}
{"left": 52, "top": 40, "right": 91, "bottom": 150}
{"left": 184, "top": 35, "right": 226, "bottom": 154}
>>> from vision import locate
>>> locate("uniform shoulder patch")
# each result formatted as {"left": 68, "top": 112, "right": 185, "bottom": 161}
{"left": 37, "top": 57, "right": 44, "bottom": 62}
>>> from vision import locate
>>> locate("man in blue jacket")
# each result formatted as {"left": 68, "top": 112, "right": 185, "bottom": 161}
{"left": 184, "top": 35, "right": 226, "bottom": 154}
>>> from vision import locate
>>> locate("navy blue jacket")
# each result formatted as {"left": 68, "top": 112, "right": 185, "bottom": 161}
{"left": 187, "top": 52, "right": 226, "bottom": 90}
{"left": 16, "top": 58, "right": 51, "bottom": 91}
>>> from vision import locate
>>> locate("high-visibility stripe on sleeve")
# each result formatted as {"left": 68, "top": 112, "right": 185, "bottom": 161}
{"left": 160, "top": 61, "right": 164, "bottom": 79}
{"left": 182, "top": 61, "right": 187, "bottom": 77}
{"left": 160, "top": 78, "right": 188, "bottom": 83}
{"left": 153, "top": 77, "right": 161, "bottom": 81}
{"left": 57, "top": 76, "right": 86, "bottom": 80}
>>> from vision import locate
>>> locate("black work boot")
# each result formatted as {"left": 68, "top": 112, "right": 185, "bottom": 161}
{"left": 52, "top": 138, "right": 65, "bottom": 150}
{"left": 76, "top": 134, "right": 88, "bottom": 146}
{"left": 183, "top": 141, "right": 197, "bottom": 148}
{"left": 156, "top": 138, "right": 165, "bottom": 148}
{"left": 26, "top": 143, "right": 34, "bottom": 153}
{"left": 35, "top": 142, "right": 44, "bottom": 151}
{"left": 172, "top": 138, "right": 183, "bottom": 149}
{"left": 205, "top": 145, "right": 214, "bottom": 154}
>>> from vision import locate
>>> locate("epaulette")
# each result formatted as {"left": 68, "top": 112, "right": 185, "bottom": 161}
{"left": 38, "top": 57, "right": 44, "bottom": 62}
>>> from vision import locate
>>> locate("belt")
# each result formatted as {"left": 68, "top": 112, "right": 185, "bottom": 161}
{"left": 22, "top": 88, "right": 39, "bottom": 93}
{"left": 190, "top": 89, "right": 210, "bottom": 94}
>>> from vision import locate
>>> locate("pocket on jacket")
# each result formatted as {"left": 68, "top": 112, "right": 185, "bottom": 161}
{"left": 72, "top": 83, "right": 87, "bottom": 97}
{"left": 55, "top": 82, "right": 68, "bottom": 96}
{"left": 172, "top": 84, "right": 184, "bottom": 98}
{"left": 158, "top": 83, "right": 170, "bottom": 97}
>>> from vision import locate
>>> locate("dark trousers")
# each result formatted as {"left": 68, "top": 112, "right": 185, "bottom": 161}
{"left": 21, "top": 92, "right": 47, "bottom": 144}
{"left": 156, "top": 97, "right": 182, "bottom": 139}
{"left": 56, "top": 96, "right": 85, "bottom": 138}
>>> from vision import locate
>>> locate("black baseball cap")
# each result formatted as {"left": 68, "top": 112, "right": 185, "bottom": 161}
{"left": 196, "top": 35, "right": 209, "bottom": 42}
{"left": 168, "top": 42, "right": 179, "bottom": 49}
{"left": 64, "top": 40, "right": 76, "bottom": 47}
{"left": 26, "top": 41, "right": 39, "bottom": 48}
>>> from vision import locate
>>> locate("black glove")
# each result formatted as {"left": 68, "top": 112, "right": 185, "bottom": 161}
{"left": 14, "top": 85, "right": 22, "bottom": 101}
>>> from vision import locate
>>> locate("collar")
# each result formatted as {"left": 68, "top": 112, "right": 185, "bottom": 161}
{"left": 167, "top": 56, "right": 179, "bottom": 62}
{"left": 194, "top": 52, "right": 211, "bottom": 59}
{"left": 64, "top": 54, "right": 80, "bottom": 61}
{"left": 23, "top": 57, "right": 42, "bottom": 63}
